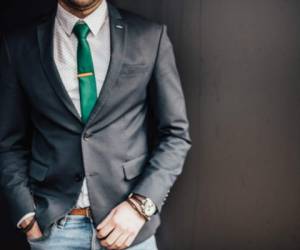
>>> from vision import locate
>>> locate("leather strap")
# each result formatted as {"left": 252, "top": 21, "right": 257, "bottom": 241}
{"left": 68, "top": 207, "right": 92, "bottom": 217}
{"left": 127, "top": 198, "right": 149, "bottom": 221}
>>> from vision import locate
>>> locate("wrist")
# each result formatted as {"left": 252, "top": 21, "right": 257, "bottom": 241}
{"left": 20, "top": 215, "right": 35, "bottom": 228}
{"left": 128, "top": 193, "right": 157, "bottom": 219}
{"left": 126, "top": 198, "right": 149, "bottom": 221}
{"left": 20, "top": 215, "right": 36, "bottom": 234}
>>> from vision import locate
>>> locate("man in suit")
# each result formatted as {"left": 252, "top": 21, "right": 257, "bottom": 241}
{"left": 0, "top": 0, "right": 191, "bottom": 249}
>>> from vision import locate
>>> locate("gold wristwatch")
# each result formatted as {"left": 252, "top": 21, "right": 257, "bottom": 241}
{"left": 128, "top": 193, "right": 157, "bottom": 220}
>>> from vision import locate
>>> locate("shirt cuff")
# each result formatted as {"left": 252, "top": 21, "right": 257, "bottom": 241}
{"left": 16, "top": 212, "right": 36, "bottom": 229}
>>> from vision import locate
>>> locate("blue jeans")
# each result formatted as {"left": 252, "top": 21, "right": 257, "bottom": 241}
{"left": 27, "top": 214, "right": 158, "bottom": 250}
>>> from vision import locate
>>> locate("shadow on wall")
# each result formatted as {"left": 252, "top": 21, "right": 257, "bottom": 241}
{"left": 0, "top": 0, "right": 56, "bottom": 32}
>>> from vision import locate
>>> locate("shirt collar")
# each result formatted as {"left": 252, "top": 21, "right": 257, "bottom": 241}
{"left": 56, "top": 0, "right": 108, "bottom": 37}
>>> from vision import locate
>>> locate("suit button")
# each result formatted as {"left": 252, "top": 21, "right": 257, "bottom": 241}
{"left": 74, "top": 173, "right": 84, "bottom": 182}
{"left": 83, "top": 132, "right": 92, "bottom": 141}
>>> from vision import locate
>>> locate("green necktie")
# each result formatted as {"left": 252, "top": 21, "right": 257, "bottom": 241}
{"left": 73, "top": 22, "right": 97, "bottom": 124}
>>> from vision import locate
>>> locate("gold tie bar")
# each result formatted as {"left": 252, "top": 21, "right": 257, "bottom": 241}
{"left": 78, "top": 72, "right": 94, "bottom": 78}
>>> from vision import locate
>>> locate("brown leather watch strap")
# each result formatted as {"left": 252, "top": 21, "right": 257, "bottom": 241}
{"left": 130, "top": 194, "right": 144, "bottom": 206}
{"left": 21, "top": 216, "right": 36, "bottom": 234}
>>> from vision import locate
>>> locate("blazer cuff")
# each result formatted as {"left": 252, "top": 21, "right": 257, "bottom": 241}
{"left": 131, "top": 174, "right": 174, "bottom": 213}
{"left": 16, "top": 212, "right": 36, "bottom": 229}
{"left": 3, "top": 186, "right": 36, "bottom": 227}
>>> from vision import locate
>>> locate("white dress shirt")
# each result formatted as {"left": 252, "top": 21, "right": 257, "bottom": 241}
{"left": 17, "top": 0, "right": 111, "bottom": 227}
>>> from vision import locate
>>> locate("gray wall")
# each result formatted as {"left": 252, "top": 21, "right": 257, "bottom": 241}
{"left": 1, "top": 0, "right": 300, "bottom": 249}
{"left": 111, "top": 0, "right": 300, "bottom": 249}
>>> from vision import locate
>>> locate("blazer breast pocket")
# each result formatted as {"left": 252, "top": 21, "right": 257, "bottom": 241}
{"left": 119, "top": 63, "right": 149, "bottom": 76}
{"left": 122, "top": 153, "right": 149, "bottom": 180}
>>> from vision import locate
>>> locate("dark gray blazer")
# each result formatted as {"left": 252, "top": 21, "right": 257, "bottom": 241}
{"left": 0, "top": 3, "right": 191, "bottom": 245}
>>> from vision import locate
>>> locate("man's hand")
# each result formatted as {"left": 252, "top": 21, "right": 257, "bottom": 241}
{"left": 21, "top": 216, "right": 43, "bottom": 240}
{"left": 96, "top": 201, "right": 146, "bottom": 250}
{"left": 26, "top": 221, "right": 43, "bottom": 240}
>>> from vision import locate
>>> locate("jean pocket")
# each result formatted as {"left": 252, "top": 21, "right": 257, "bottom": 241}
{"left": 27, "top": 223, "right": 53, "bottom": 244}
{"left": 54, "top": 217, "right": 67, "bottom": 229}
{"left": 27, "top": 233, "right": 48, "bottom": 243}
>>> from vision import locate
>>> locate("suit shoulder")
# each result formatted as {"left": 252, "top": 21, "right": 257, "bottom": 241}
{"left": 118, "top": 8, "right": 164, "bottom": 33}
{"left": 2, "top": 11, "right": 54, "bottom": 50}
{"left": 2, "top": 23, "right": 39, "bottom": 54}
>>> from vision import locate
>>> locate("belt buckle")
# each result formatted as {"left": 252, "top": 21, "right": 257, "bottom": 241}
{"left": 85, "top": 207, "right": 91, "bottom": 217}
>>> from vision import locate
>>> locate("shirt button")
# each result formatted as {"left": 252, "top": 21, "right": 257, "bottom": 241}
{"left": 74, "top": 173, "right": 84, "bottom": 182}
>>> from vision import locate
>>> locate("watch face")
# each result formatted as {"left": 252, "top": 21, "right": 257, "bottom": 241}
{"left": 143, "top": 198, "right": 156, "bottom": 217}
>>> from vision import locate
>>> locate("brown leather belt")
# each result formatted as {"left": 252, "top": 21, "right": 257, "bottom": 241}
{"left": 68, "top": 207, "right": 92, "bottom": 217}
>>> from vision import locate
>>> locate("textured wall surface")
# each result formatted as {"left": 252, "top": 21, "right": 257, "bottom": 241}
{"left": 1, "top": 0, "right": 300, "bottom": 249}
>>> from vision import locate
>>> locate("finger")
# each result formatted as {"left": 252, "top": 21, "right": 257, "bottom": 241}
{"left": 124, "top": 234, "right": 136, "bottom": 249}
{"left": 112, "top": 233, "right": 130, "bottom": 250}
{"left": 100, "top": 227, "right": 122, "bottom": 248}
{"left": 97, "top": 222, "right": 115, "bottom": 239}
{"left": 35, "top": 221, "right": 42, "bottom": 231}
{"left": 97, "top": 209, "right": 115, "bottom": 230}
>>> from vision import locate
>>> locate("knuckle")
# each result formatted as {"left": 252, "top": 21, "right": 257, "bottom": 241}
{"left": 100, "top": 240, "right": 108, "bottom": 247}
{"left": 112, "top": 217, "right": 119, "bottom": 224}
{"left": 114, "top": 245, "right": 121, "bottom": 249}
{"left": 107, "top": 239, "right": 114, "bottom": 246}
{"left": 98, "top": 231, "right": 104, "bottom": 237}
{"left": 119, "top": 225, "right": 127, "bottom": 232}
{"left": 116, "top": 242, "right": 123, "bottom": 247}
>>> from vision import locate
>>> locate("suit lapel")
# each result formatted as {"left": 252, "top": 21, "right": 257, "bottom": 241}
{"left": 37, "top": 3, "right": 126, "bottom": 127}
{"left": 86, "top": 3, "right": 127, "bottom": 126}
{"left": 37, "top": 13, "right": 83, "bottom": 123}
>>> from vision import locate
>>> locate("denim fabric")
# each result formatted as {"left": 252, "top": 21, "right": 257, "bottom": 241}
{"left": 27, "top": 215, "right": 158, "bottom": 250}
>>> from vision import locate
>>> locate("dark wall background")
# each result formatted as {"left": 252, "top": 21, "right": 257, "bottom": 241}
{"left": 1, "top": 0, "right": 300, "bottom": 249}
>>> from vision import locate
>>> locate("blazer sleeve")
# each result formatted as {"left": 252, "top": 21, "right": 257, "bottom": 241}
{"left": 131, "top": 25, "right": 192, "bottom": 212}
{"left": 0, "top": 35, "right": 35, "bottom": 226}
